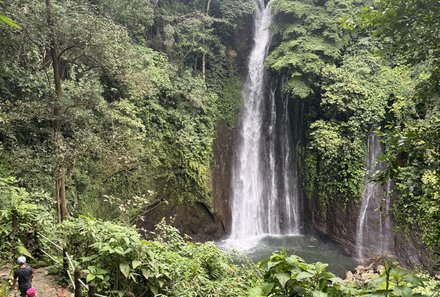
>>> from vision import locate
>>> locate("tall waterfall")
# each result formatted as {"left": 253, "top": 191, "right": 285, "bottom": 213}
{"left": 356, "top": 131, "right": 393, "bottom": 260}
{"left": 229, "top": 0, "right": 301, "bottom": 242}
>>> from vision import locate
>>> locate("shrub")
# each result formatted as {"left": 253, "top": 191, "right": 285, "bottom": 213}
{"left": 57, "top": 217, "right": 259, "bottom": 297}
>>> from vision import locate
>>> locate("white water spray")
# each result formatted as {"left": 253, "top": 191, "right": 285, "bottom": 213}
{"left": 229, "top": 0, "right": 301, "bottom": 245}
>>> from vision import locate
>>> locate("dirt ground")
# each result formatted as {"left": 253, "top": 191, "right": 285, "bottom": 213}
{"left": 0, "top": 267, "right": 71, "bottom": 297}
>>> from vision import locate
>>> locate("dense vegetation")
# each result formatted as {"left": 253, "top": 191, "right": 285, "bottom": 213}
{"left": 1, "top": 0, "right": 439, "bottom": 295}
{"left": 267, "top": 0, "right": 439, "bottom": 264}
{"left": 1, "top": 180, "right": 439, "bottom": 296}
{"left": 0, "top": 0, "right": 253, "bottom": 221}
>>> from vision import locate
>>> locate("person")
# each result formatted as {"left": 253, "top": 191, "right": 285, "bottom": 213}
{"left": 12, "top": 256, "right": 33, "bottom": 297}
{"left": 26, "top": 287, "right": 37, "bottom": 297}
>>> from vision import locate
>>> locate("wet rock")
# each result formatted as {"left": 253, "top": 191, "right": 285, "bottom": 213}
{"left": 345, "top": 271, "right": 354, "bottom": 281}
{"left": 137, "top": 201, "right": 225, "bottom": 242}
{"left": 211, "top": 122, "right": 235, "bottom": 234}
{"left": 377, "top": 265, "right": 385, "bottom": 274}
{"left": 355, "top": 265, "right": 365, "bottom": 274}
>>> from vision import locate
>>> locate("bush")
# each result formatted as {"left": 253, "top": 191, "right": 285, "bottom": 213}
{"left": 0, "top": 176, "right": 54, "bottom": 264}
{"left": 251, "top": 251, "right": 431, "bottom": 297}
{"left": 57, "top": 217, "right": 259, "bottom": 297}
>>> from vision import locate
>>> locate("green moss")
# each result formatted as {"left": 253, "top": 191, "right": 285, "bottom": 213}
{"left": 217, "top": 77, "right": 243, "bottom": 128}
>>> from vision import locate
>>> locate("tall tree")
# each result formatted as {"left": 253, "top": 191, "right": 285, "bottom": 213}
{"left": 45, "top": 0, "right": 67, "bottom": 222}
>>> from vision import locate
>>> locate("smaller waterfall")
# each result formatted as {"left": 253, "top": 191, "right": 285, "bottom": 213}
{"left": 356, "top": 131, "right": 393, "bottom": 260}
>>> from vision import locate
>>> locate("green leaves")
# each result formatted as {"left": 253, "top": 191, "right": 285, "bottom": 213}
{"left": 86, "top": 273, "right": 96, "bottom": 283}
{"left": 119, "top": 263, "right": 130, "bottom": 278}
{"left": 132, "top": 260, "right": 142, "bottom": 269}
{"left": 255, "top": 253, "right": 429, "bottom": 297}
{"left": 0, "top": 15, "right": 19, "bottom": 28}
{"left": 363, "top": 261, "right": 429, "bottom": 297}
{"left": 275, "top": 272, "right": 290, "bottom": 288}
{"left": 58, "top": 216, "right": 259, "bottom": 296}
{"left": 268, "top": 0, "right": 358, "bottom": 98}
{"left": 255, "top": 251, "right": 353, "bottom": 296}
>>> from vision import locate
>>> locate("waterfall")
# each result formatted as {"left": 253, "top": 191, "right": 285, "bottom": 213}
{"left": 229, "top": 0, "right": 301, "bottom": 242}
{"left": 356, "top": 131, "right": 393, "bottom": 260}
{"left": 267, "top": 89, "right": 280, "bottom": 234}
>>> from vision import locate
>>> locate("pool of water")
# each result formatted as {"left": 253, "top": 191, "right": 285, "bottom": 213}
{"left": 218, "top": 234, "right": 357, "bottom": 276}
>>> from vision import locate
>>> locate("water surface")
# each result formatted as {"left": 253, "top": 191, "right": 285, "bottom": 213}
{"left": 219, "top": 235, "right": 356, "bottom": 277}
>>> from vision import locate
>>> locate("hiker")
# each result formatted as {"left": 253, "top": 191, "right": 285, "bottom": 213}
{"left": 12, "top": 256, "right": 34, "bottom": 297}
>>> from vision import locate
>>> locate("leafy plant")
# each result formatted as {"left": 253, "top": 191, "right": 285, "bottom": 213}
{"left": 362, "top": 261, "right": 427, "bottom": 297}
{"left": 54, "top": 217, "right": 259, "bottom": 297}
{"left": 251, "top": 250, "right": 358, "bottom": 296}
{"left": 0, "top": 176, "right": 54, "bottom": 263}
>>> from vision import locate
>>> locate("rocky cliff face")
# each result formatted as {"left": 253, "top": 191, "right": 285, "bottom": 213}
{"left": 211, "top": 122, "right": 234, "bottom": 234}
{"left": 138, "top": 200, "right": 224, "bottom": 242}
{"left": 307, "top": 196, "right": 359, "bottom": 256}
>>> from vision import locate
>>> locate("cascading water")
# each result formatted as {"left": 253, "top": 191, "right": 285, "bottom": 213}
{"left": 356, "top": 131, "right": 393, "bottom": 260}
{"left": 229, "top": 0, "right": 301, "bottom": 244}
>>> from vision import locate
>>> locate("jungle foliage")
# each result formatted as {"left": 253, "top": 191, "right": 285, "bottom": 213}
{"left": 355, "top": 0, "right": 440, "bottom": 259}
{"left": 1, "top": 182, "right": 437, "bottom": 297}
{"left": 1, "top": 0, "right": 439, "bottom": 295}
{"left": 268, "top": 0, "right": 440, "bottom": 263}
{"left": 0, "top": 0, "right": 253, "bottom": 221}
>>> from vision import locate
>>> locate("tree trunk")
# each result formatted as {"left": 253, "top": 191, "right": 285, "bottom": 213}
{"left": 74, "top": 267, "right": 82, "bottom": 297}
{"left": 88, "top": 283, "right": 96, "bottom": 297}
{"left": 11, "top": 208, "right": 18, "bottom": 256}
{"left": 45, "top": 0, "right": 68, "bottom": 222}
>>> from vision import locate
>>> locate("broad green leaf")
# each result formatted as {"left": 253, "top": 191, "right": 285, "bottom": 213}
{"left": 0, "top": 15, "right": 20, "bottom": 28}
{"left": 402, "top": 273, "right": 423, "bottom": 286}
{"left": 275, "top": 272, "right": 290, "bottom": 288}
{"left": 296, "top": 271, "right": 314, "bottom": 280}
{"left": 261, "top": 282, "right": 274, "bottom": 295}
{"left": 259, "top": 258, "right": 271, "bottom": 268}
{"left": 17, "top": 243, "right": 33, "bottom": 259}
{"left": 315, "top": 262, "right": 328, "bottom": 274}
{"left": 248, "top": 287, "right": 263, "bottom": 297}
{"left": 119, "top": 263, "right": 130, "bottom": 278}
{"left": 132, "top": 260, "right": 142, "bottom": 269}
{"left": 86, "top": 273, "right": 96, "bottom": 283}
{"left": 267, "top": 260, "right": 281, "bottom": 269}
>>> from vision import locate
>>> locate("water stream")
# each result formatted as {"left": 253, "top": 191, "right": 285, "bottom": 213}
{"left": 356, "top": 131, "right": 393, "bottom": 260}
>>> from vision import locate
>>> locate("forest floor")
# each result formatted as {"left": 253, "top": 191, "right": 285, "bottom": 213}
{"left": 0, "top": 267, "right": 71, "bottom": 297}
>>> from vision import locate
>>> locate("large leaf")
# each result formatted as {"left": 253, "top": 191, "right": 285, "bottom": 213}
{"left": 296, "top": 271, "right": 314, "bottom": 280}
{"left": 0, "top": 15, "right": 19, "bottom": 28}
{"left": 248, "top": 287, "right": 264, "bottom": 297}
{"left": 86, "top": 273, "right": 96, "bottom": 283}
{"left": 261, "top": 283, "right": 274, "bottom": 295}
{"left": 132, "top": 260, "right": 142, "bottom": 269}
{"left": 401, "top": 273, "right": 424, "bottom": 286}
{"left": 119, "top": 263, "right": 130, "bottom": 278}
{"left": 275, "top": 272, "right": 290, "bottom": 288}
{"left": 259, "top": 258, "right": 271, "bottom": 268}
{"left": 17, "top": 242, "right": 33, "bottom": 259}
